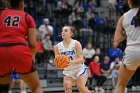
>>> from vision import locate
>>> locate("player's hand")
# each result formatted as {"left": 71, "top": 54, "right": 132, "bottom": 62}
{"left": 113, "top": 42, "right": 119, "bottom": 49}
{"left": 68, "top": 60, "right": 77, "bottom": 66}
{"left": 57, "top": 67, "right": 64, "bottom": 70}
{"left": 55, "top": 55, "right": 61, "bottom": 59}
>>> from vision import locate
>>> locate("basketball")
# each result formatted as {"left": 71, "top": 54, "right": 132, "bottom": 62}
{"left": 54, "top": 55, "right": 69, "bottom": 69}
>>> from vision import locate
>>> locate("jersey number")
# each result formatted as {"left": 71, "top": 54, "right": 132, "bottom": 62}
{"left": 69, "top": 56, "right": 73, "bottom": 60}
{"left": 4, "top": 16, "right": 20, "bottom": 27}
{"left": 131, "top": 16, "right": 138, "bottom": 27}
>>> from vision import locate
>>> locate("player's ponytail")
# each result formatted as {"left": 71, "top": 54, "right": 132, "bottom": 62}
{"left": 136, "top": 8, "right": 140, "bottom": 26}
{"left": 70, "top": 26, "right": 76, "bottom": 38}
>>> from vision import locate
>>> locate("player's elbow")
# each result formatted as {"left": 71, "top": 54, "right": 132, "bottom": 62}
{"left": 28, "top": 42, "right": 37, "bottom": 50}
{"left": 28, "top": 40, "right": 37, "bottom": 49}
{"left": 80, "top": 56, "right": 85, "bottom": 63}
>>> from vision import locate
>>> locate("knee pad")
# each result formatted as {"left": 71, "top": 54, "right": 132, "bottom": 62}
{"left": 0, "top": 84, "right": 9, "bottom": 92}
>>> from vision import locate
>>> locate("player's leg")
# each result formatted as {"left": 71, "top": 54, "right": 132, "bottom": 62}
{"left": 20, "top": 80, "right": 26, "bottom": 92}
{"left": 11, "top": 46, "right": 43, "bottom": 93}
{"left": 114, "top": 63, "right": 135, "bottom": 93}
{"left": 19, "top": 71, "right": 43, "bottom": 93}
{"left": 0, "top": 74, "right": 11, "bottom": 93}
{"left": 76, "top": 67, "right": 91, "bottom": 93}
{"left": 76, "top": 76, "right": 91, "bottom": 93}
{"left": 63, "top": 76, "right": 75, "bottom": 93}
{"left": 8, "top": 79, "right": 16, "bottom": 93}
{"left": 15, "top": 79, "right": 26, "bottom": 92}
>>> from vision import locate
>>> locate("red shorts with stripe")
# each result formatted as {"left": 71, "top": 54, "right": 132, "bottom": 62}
{"left": 0, "top": 45, "right": 36, "bottom": 77}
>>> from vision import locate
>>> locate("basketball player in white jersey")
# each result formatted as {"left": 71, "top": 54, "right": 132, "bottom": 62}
{"left": 114, "top": 0, "right": 140, "bottom": 93}
{"left": 54, "top": 26, "right": 91, "bottom": 93}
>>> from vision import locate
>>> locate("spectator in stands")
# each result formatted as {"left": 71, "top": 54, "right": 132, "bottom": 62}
{"left": 72, "top": 6, "right": 85, "bottom": 31}
{"left": 115, "top": 0, "right": 124, "bottom": 15}
{"left": 46, "top": 0, "right": 56, "bottom": 18}
{"left": 84, "top": 0, "right": 95, "bottom": 12}
{"left": 79, "top": 27, "right": 93, "bottom": 38}
{"left": 86, "top": 8, "right": 96, "bottom": 29}
{"left": 95, "top": 47, "right": 104, "bottom": 62}
{"left": 83, "top": 42, "right": 95, "bottom": 66}
{"left": 74, "top": 0, "right": 85, "bottom": 7}
{"left": 100, "top": 56, "right": 111, "bottom": 78}
{"left": 95, "top": 0, "right": 101, "bottom": 7}
{"left": 69, "top": 6, "right": 83, "bottom": 23}
{"left": 8, "top": 71, "right": 27, "bottom": 93}
{"left": 38, "top": 18, "right": 53, "bottom": 40}
{"left": 108, "top": 0, "right": 117, "bottom": 16}
{"left": 86, "top": 8, "right": 95, "bottom": 22}
{"left": 60, "top": 0, "right": 73, "bottom": 18}
{"left": 106, "top": 15, "right": 116, "bottom": 33}
{"left": 42, "top": 34, "right": 53, "bottom": 63}
{"left": 94, "top": 11, "right": 106, "bottom": 30}
{"left": 108, "top": 0, "right": 117, "bottom": 9}
{"left": 35, "top": 37, "right": 43, "bottom": 65}
{"left": 54, "top": 0, "right": 63, "bottom": 20}
{"left": 54, "top": 0, "right": 72, "bottom": 25}
{"left": 109, "top": 42, "right": 123, "bottom": 62}
{"left": 127, "top": 68, "right": 140, "bottom": 89}
{"left": 110, "top": 56, "right": 121, "bottom": 87}
{"left": 89, "top": 55, "right": 106, "bottom": 92}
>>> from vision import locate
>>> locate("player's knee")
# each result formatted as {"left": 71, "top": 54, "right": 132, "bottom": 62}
{"left": 77, "top": 84, "right": 85, "bottom": 91}
{"left": 19, "top": 79, "right": 24, "bottom": 84}
{"left": 64, "top": 82, "right": 72, "bottom": 89}
{"left": 117, "top": 79, "right": 128, "bottom": 87}
{"left": 0, "top": 84, "right": 10, "bottom": 92}
{"left": 29, "top": 83, "right": 41, "bottom": 92}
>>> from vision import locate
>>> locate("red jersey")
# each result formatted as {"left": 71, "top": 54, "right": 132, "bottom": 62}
{"left": 0, "top": 9, "right": 36, "bottom": 44}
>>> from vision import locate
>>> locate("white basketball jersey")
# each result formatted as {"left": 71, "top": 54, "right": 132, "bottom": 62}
{"left": 57, "top": 39, "right": 84, "bottom": 70}
{"left": 123, "top": 8, "right": 140, "bottom": 45}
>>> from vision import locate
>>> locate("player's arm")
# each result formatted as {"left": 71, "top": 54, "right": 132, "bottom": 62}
{"left": 38, "top": 26, "right": 43, "bottom": 34}
{"left": 27, "top": 14, "right": 37, "bottom": 60}
{"left": 114, "top": 16, "right": 126, "bottom": 46}
{"left": 54, "top": 45, "right": 60, "bottom": 58}
{"left": 28, "top": 28, "right": 37, "bottom": 60}
{"left": 70, "top": 41, "right": 84, "bottom": 64}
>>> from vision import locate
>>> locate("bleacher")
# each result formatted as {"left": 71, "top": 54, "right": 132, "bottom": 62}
{"left": 11, "top": 63, "right": 114, "bottom": 92}
{"left": 10, "top": 62, "right": 140, "bottom": 93}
